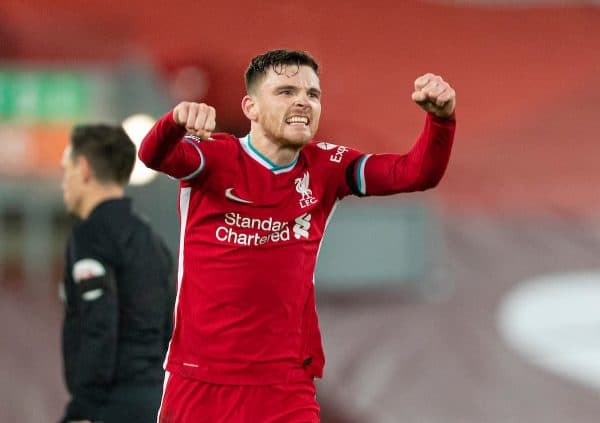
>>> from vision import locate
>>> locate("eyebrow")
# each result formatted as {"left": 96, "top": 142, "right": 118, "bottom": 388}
{"left": 275, "top": 85, "right": 322, "bottom": 96}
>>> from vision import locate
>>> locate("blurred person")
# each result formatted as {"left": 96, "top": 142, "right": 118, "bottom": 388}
{"left": 139, "top": 49, "right": 456, "bottom": 423}
{"left": 58, "top": 125, "right": 175, "bottom": 423}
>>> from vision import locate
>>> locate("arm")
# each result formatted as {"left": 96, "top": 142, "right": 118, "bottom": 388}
{"left": 76, "top": 262, "right": 118, "bottom": 387}
{"left": 349, "top": 113, "right": 454, "bottom": 196}
{"left": 138, "top": 102, "right": 216, "bottom": 179}
{"left": 347, "top": 73, "right": 456, "bottom": 196}
{"left": 64, "top": 256, "right": 119, "bottom": 420}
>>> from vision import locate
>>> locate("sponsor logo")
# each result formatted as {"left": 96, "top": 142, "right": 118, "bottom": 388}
{"left": 216, "top": 212, "right": 290, "bottom": 246}
{"left": 316, "top": 141, "right": 338, "bottom": 151}
{"left": 72, "top": 258, "right": 106, "bottom": 283}
{"left": 294, "top": 171, "right": 318, "bottom": 208}
{"left": 293, "top": 213, "right": 312, "bottom": 239}
{"left": 225, "top": 188, "right": 253, "bottom": 204}
{"left": 329, "top": 145, "right": 349, "bottom": 163}
{"left": 214, "top": 211, "right": 313, "bottom": 245}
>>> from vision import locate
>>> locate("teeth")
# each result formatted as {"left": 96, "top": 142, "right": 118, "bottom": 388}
{"left": 286, "top": 116, "right": 308, "bottom": 124}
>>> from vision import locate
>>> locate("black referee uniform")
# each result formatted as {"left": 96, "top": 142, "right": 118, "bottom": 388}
{"left": 60, "top": 198, "right": 174, "bottom": 423}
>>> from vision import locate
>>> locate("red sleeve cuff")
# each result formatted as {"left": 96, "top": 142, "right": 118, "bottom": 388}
{"left": 428, "top": 111, "right": 456, "bottom": 124}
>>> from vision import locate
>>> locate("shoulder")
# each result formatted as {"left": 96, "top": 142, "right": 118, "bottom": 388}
{"left": 69, "top": 218, "right": 113, "bottom": 266}
{"left": 72, "top": 215, "right": 107, "bottom": 244}
{"left": 119, "top": 211, "right": 173, "bottom": 267}
{"left": 71, "top": 202, "right": 127, "bottom": 257}
{"left": 303, "top": 140, "right": 362, "bottom": 167}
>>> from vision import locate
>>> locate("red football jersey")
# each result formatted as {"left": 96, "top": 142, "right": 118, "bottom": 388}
{"left": 139, "top": 112, "right": 455, "bottom": 385}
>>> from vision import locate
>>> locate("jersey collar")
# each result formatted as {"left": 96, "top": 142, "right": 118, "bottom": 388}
{"left": 239, "top": 134, "right": 299, "bottom": 174}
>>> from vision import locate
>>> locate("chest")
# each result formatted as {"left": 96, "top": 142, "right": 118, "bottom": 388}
{"left": 183, "top": 158, "right": 336, "bottom": 244}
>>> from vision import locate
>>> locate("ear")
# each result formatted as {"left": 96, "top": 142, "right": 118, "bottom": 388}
{"left": 241, "top": 95, "right": 258, "bottom": 121}
{"left": 78, "top": 155, "right": 93, "bottom": 183}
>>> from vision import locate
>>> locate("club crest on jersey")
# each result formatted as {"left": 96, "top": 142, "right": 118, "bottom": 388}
{"left": 294, "top": 171, "right": 317, "bottom": 208}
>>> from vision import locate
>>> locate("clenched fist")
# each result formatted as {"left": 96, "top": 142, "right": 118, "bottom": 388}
{"left": 411, "top": 74, "right": 456, "bottom": 118}
{"left": 173, "top": 102, "right": 216, "bottom": 139}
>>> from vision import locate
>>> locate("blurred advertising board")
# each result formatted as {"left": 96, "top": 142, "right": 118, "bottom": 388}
{"left": 0, "top": 123, "right": 70, "bottom": 177}
{"left": 0, "top": 62, "right": 171, "bottom": 178}
{"left": 0, "top": 68, "right": 109, "bottom": 178}
{"left": 0, "top": 70, "right": 89, "bottom": 122}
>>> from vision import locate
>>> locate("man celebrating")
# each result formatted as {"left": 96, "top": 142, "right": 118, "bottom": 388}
{"left": 139, "top": 49, "right": 456, "bottom": 422}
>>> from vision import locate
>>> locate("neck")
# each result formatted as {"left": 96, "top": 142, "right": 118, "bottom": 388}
{"left": 248, "top": 128, "right": 300, "bottom": 167}
{"left": 79, "top": 185, "right": 125, "bottom": 219}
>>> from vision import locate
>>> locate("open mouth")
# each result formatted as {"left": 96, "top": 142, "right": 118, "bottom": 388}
{"left": 285, "top": 116, "right": 310, "bottom": 126}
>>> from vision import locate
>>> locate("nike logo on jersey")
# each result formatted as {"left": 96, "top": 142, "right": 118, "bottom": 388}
{"left": 225, "top": 188, "right": 253, "bottom": 204}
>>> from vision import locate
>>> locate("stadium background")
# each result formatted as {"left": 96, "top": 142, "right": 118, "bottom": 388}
{"left": 1, "top": 1, "right": 600, "bottom": 421}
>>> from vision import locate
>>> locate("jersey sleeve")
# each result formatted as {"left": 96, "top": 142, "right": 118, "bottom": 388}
{"left": 139, "top": 111, "right": 238, "bottom": 183}
{"left": 317, "top": 143, "right": 365, "bottom": 200}
{"left": 138, "top": 111, "right": 208, "bottom": 181}
{"left": 342, "top": 113, "right": 455, "bottom": 197}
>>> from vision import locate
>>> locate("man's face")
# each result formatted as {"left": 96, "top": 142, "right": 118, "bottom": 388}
{"left": 250, "top": 64, "right": 321, "bottom": 148}
{"left": 61, "top": 146, "right": 85, "bottom": 217}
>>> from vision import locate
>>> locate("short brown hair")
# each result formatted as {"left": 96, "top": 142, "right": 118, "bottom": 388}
{"left": 245, "top": 49, "right": 319, "bottom": 94}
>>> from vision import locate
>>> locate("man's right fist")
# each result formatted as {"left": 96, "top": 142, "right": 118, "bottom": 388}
{"left": 173, "top": 102, "right": 216, "bottom": 139}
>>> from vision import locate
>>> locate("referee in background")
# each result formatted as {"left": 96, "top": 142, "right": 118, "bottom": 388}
{"left": 58, "top": 124, "right": 175, "bottom": 423}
